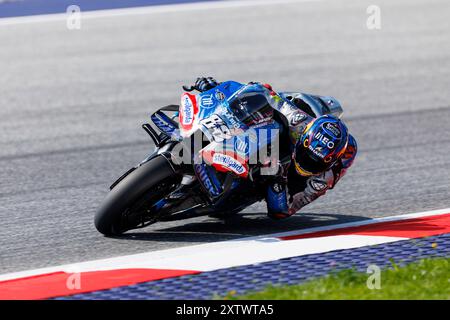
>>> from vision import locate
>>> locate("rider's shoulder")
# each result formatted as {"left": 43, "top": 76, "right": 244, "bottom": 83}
{"left": 346, "top": 134, "right": 358, "bottom": 154}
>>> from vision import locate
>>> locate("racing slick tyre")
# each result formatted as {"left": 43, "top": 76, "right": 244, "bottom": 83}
{"left": 94, "top": 155, "right": 179, "bottom": 236}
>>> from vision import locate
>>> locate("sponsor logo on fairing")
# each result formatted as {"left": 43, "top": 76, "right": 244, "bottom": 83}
{"left": 194, "top": 165, "right": 220, "bottom": 196}
{"left": 234, "top": 136, "right": 249, "bottom": 154}
{"left": 220, "top": 108, "right": 243, "bottom": 130}
{"left": 212, "top": 153, "right": 247, "bottom": 175}
{"left": 179, "top": 93, "right": 200, "bottom": 134}
{"left": 180, "top": 93, "right": 196, "bottom": 127}
{"left": 200, "top": 94, "right": 215, "bottom": 108}
{"left": 151, "top": 114, "right": 176, "bottom": 135}
{"left": 215, "top": 90, "right": 226, "bottom": 101}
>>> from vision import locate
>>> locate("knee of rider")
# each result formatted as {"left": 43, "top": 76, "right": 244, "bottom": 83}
{"left": 268, "top": 210, "right": 291, "bottom": 220}
{"left": 266, "top": 182, "right": 289, "bottom": 217}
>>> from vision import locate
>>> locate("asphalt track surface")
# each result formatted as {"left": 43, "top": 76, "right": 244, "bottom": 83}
{"left": 0, "top": 0, "right": 449, "bottom": 274}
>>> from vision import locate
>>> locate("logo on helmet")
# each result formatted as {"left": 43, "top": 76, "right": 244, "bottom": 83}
{"left": 308, "top": 145, "right": 326, "bottom": 158}
{"left": 314, "top": 132, "right": 335, "bottom": 149}
{"left": 323, "top": 122, "right": 341, "bottom": 138}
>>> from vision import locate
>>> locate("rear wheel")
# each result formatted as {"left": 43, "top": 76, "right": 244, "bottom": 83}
{"left": 94, "top": 155, "right": 180, "bottom": 236}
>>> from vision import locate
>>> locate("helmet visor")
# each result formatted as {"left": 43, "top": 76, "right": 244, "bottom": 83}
{"left": 295, "top": 145, "right": 333, "bottom": 176}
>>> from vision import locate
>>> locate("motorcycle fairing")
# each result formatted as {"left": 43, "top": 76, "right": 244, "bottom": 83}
{"left": 178, "top": 81, "right": 245, "bottom": 139}
{"left": 178, "top": 82, "right": 284, "bottom": 178}
{"left": 151, "top": 111, "right": 178, "bottom": 138}
{"left": 194, "top": 163, "right": 223, "bottom": 197}
{"left": 278, "top": 92, "right": 344, "bottom": 119}
{"left": 199, "top": 120, "right": 283, "bottom": 178}
{"left": 179, "top": 92, "right": 199, "bottom": 135}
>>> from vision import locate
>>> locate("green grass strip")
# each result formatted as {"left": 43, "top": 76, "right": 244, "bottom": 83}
{"left": 224, "top": 257, "right": 450, "bottom": 300}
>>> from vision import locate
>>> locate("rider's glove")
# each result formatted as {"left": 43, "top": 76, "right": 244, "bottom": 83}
{"left": 194, "top": 77, "right": 219, "bottom": 92}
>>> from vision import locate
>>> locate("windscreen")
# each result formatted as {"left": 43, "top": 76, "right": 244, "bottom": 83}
{"left": 228, "top": 90, "right": 273, "bottom": 127}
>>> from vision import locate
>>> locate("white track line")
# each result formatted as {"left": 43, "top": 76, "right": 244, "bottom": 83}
{"left": 0, "top": 0, "right": 320, "bottom": 26}
{"left": 0, "top": 235, "right": 405, "bottom": 281}
{"left": 0, "top": 207, "right": 448, "bottom": 282}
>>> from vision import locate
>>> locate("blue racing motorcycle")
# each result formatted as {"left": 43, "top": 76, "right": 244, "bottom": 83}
{"left": 94, "top": 81, "right": 343, "bottom": 235}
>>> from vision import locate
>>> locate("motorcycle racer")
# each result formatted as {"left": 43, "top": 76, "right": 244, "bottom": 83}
{"left": 187, "top": 77, "right": 358, "bottom": 219}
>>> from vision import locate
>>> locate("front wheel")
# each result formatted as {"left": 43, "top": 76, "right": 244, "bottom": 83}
{"left": 94, "top": 155, "right": 180, "bottom": 236}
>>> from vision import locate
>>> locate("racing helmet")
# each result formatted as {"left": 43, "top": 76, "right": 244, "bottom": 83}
{"left": 294, "top": 115, "right": 349, "bottom": 176}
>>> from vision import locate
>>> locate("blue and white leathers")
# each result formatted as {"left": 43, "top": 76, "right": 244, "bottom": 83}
{"left": 180, "top": 80, "right": 357, "bottom": 218}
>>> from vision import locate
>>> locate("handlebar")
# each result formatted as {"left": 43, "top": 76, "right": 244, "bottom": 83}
{"left": 182, "top": 85, "right": 199, "bottom": 92}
